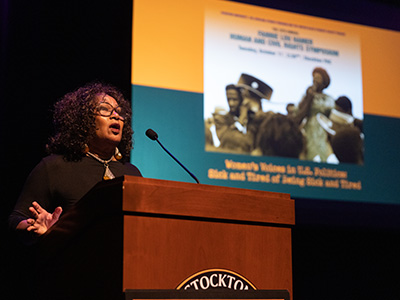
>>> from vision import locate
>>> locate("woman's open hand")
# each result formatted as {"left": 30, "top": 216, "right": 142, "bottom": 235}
{"left": 26, "top": 201, "right": 63, "bottom": 235}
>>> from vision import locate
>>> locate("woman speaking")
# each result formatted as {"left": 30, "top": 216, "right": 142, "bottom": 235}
{"left": 9, "top": 82, "right": 142, "bottom": 241}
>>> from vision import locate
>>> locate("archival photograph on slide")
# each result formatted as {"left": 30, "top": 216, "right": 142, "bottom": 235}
{"left": 204, "top": 0, "right": 364, "bottom": 165}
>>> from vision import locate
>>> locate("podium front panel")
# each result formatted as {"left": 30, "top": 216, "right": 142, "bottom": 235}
{"left": 122, "top": 215, "right": 292, "bottom": 294}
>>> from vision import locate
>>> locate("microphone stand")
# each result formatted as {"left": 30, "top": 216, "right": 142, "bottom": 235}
{"left": 146, "top": 128, "right": 200, "bottom": 184}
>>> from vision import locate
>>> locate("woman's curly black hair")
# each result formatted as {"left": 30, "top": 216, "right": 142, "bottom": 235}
{"left": 46, "top": 82, "right": 133, "bottom": 162}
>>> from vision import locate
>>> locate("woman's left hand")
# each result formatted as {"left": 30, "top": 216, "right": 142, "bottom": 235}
{"left": 26, "top": 201, "right": 63, "bottom": 235}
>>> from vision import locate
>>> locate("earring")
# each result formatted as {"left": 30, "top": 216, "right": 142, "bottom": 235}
{"left": 83, "top": 144, "right": 90, "bottom": 154}
{"left": 114, "top": 147, "right": 123, "bottom": 160}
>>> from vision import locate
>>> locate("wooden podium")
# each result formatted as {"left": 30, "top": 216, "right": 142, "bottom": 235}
{"left": 35, "top": 176, "right": 295, "bottom": 300}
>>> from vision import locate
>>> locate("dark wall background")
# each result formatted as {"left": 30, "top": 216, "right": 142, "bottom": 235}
{"left": 1, "top": 1, "right": 399, "bottom": 299}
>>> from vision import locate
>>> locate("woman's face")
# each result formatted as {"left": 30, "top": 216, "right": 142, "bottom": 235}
{"left": 90, "top": 94, "right": 125, "bottom": 154}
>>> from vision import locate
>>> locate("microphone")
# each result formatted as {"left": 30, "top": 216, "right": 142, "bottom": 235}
{"left": 145, "top": 129, "right": 200, "bottom": 184}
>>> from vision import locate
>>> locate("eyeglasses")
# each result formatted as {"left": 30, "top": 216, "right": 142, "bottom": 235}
{"left": 96, "top": 102, "right": 127, "bottom": 120}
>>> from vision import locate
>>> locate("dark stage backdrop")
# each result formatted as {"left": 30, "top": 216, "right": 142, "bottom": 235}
{"left": 1, "top": 1, "right": 399, "bottom": 300}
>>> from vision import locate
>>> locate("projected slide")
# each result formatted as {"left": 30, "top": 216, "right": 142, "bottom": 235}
{"left": 131, "top": 0, "right": 400, "bottom": 204}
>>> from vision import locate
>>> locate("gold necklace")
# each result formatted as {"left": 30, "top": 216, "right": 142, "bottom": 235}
{"left": 86, "top": 151, "right": 116, "bottom": 180}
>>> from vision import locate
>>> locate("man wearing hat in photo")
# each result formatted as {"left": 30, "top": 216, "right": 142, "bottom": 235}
{"left": 234, "top": 73, "right": 274, "bottom": 152}
{"left": 294, "top": 67, "right": 335, "bottom": 162}
{"left": 207, "top": 75, "right": 274, "bottom": 154}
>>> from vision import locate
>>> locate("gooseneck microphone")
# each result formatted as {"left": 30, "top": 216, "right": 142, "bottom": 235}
{"left": 145, "top": 128, "right": 200, "bottom": 184}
